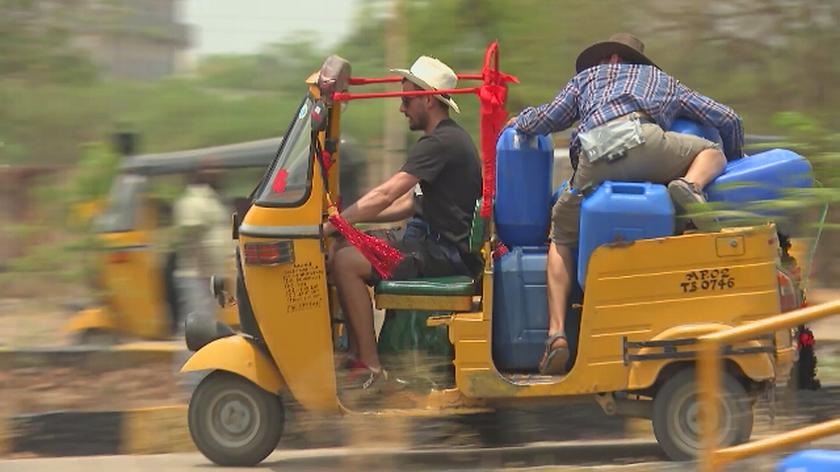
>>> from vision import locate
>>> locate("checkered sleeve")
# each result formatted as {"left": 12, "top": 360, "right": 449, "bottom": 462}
{"left": 678, "top": 85, "right": 744, "bottom": 159}
{"left": 514, "top": 80, "right": 579, "bottom": 136}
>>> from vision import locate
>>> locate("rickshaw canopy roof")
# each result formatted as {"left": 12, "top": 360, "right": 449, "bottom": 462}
{"left": 120, "top": 137, "right": 283, "bottom": 176}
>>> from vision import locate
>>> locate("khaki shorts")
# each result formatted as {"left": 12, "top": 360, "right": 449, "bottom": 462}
{"left": 550, "top": 123, "right": 719, "bottom": 247}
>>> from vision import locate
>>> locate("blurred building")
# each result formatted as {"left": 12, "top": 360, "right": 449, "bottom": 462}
{"left": 40, "top": 0, "right": 191, "bottom": 80}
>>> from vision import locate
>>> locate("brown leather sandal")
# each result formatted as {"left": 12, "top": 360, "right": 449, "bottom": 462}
{"left": 539, "top": 333, "right": 570, "bottom": 375}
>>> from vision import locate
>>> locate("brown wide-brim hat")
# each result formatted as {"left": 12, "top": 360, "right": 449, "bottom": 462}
{"left": 575, "top": 33, "right": 659, "bottom": 73}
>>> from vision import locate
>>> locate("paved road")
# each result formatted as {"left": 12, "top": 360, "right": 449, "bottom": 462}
{"left": 5, "top": 437, "right": 839, "bottom": 472}
{"left": 0, "top": 440, "right": 675, "bottom": 472}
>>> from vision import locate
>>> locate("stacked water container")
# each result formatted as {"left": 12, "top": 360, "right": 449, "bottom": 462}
{"left": 493, "top": 128, "right": 562, "bottom": 372}
{"left": 492, "top": 120, "right": 814, "bottom": 373}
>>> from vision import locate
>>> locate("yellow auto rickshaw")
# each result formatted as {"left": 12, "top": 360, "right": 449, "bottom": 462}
{"left": 181, "top": 44, "right": 813, "bottom": 466}
{"left": 65, "top": 138, "right": 283, "bottom": 342}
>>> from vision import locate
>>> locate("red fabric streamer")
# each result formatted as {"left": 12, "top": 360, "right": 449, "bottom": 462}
{"left": 321, "top": 150, "right": 334, "bottom": 171}
{"left": 799, "top": 331, "right": 815, "bottom": 348}
{"left": 271, "top": 168, "right": 288, "bottom": 193}
{"left": 476, "top": 42, "right": 519, "bottom": 218}
{"left": 328, "top": 206, "right": 403, "bottom": 279}
{"left": 493, "top": 242, "right": 510, "bottom": 260}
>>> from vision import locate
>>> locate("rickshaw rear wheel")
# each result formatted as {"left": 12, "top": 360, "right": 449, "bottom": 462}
{"left": 189, "top": 370, "right": 284, "bottom": 466}
{"left": 652, "top": 366, "right": 753, "bottom": 461}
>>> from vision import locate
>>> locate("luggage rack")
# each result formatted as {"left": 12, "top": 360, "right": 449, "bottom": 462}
{"left": 622, "top": 335, "right": 775, "bottom": 365}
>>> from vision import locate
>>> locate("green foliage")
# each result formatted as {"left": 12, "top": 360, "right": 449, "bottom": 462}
{"left": 2, "top": 0, "right": 840, "bottom": 287}
{"left": 0, "top": 0, "right": 99, "bottom": 85}
{"left": 72, "top": 143, "right": 121, "bottom": 203}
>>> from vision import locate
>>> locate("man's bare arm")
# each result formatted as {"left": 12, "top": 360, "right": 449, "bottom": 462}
{"left": 367, "top": 189, "right": 415, "bottom": 223}
{"left": 324, "top": 172, "right": 418, "bottom": 235}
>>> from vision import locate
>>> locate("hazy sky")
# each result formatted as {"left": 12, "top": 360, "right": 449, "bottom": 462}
{"left": 183, "top": 0, "right": 360, "bottom": 56}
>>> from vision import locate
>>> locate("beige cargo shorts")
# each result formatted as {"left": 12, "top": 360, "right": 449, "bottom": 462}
{"left": 550, "top": 123, "right": 720, "bottom": 247}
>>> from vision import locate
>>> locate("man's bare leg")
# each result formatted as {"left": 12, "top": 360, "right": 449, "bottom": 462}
{"left": 332, "top": 246, "right": 381, "bottom": 370}
{"left": 546, "top": 242, "right": 575, "bottom": 348}
{"left": 684, "top": 148, "right": 726, "bottom": 189}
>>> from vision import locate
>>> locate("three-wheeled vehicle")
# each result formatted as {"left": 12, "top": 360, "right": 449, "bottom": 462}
{"left": 182, "top": 45, "right": 815, "bottom": 465}
{"left": 65, "top": 138, "right": 282, "bottom": 342}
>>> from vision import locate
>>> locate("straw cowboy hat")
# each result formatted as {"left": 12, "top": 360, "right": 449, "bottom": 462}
{"left": 575, "top": 33, "right": 659, "bottom": 73}
{"left": 391, "top": 56, "right": 460, "bottom": 113}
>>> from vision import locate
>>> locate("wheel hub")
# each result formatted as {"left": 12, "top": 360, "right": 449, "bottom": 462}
{"left": 220, "top": 400, "right": 252, "bottom": 434}
{"left": 206, "top": 389, "right": 261, "bottom": 448}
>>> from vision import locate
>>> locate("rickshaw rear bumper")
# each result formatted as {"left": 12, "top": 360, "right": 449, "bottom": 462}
{"left": 185, "top": 310, "right": 236, "bottom": 352}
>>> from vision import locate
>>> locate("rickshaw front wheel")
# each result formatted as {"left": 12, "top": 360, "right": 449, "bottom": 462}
{"left": 189, "top": 370, "right": 285, "bottom": 466}
{"left": 652, "top": 366, "right": 753, "bottom": 461}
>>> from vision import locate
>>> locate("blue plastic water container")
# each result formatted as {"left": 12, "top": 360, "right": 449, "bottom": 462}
{"left": 707, "top": 148, "right": 813, "bottom": 206}
{"left": 777, "top": 449, "right": 840, "bottom": 472}
{"left": 495, "top": 128, "right": 554, "bottom": 247}
{"left": 578, "top": 182, "right": 674, "bottom": 288}
{"left": 492, "top": 246, "right": 581, "bottom": 372}
{"left": 669, "top": 117, "right": 723, "bottom": 148}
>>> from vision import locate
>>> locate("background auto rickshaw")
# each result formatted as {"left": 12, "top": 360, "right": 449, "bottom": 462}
{"left": 181, "top": 44, "right": 817, "bottom": 466}
{"left": 65, "top": 138, "right": 282, "bottom": 342}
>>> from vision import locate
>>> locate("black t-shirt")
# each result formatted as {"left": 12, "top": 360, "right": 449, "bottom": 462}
{"left": 401, "top": 119, "right": 481, "bottom": 253}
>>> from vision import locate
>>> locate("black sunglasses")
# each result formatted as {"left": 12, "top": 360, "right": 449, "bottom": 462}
{"left": 401, "top": 95, "right": 420, "bottom": 106}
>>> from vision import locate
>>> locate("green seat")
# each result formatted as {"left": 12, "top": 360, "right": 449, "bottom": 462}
{"left": 374, "top": 199, "right": 486, "bottom": 311}
{"left": 375, "top": 275, "right": 476, "bottom": 296}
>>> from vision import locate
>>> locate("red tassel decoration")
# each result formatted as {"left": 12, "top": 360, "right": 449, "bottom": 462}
{"left": 493, "top": 242, "right": 509, "bottom": 260}
{"left": 328, "top": 207, "right": 403, "bottom": 279}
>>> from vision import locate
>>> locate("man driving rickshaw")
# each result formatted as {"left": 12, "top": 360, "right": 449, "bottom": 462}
{"left": 325, "top": 56, "right": 483, "bottom": 396}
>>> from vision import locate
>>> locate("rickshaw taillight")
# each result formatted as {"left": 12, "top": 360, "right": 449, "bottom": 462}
{"left": 777, "top": 269, "right": 801, "bottom": 312}
{"left": 243, "top": 241, "right": 294, "bottom": 266}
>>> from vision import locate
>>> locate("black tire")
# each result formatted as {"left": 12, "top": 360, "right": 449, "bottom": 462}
{"left": 188, "top": 371, "right": 284, "bottom": 466}
{"left": 652, "top": 366, "right": 753, "bottom": 461}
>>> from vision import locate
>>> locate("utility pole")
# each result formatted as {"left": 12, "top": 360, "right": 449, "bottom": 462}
{"left": 382, "top": 0, "right": 407, "bottom": 182}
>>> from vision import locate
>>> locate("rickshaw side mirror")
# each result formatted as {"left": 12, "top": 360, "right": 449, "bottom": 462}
{"left": 311, "top": 99, "right": 328, "bottom": 132}
{"left": 231, "top": 197, "right": 251, "bottom": 240}
{"left": 317, "top": 55, "right": 351, "bottom": 105}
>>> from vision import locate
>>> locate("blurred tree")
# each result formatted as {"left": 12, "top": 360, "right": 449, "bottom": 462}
{"left": 0, "top": 0, "right": 99, "bottom": 84}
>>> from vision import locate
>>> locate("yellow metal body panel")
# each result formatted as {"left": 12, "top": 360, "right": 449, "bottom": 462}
{"left": 626, "top": 324, "right": 775, "bottom": 390}
{"left": 181, "top": 335, "right": 284, "bottom": 394}
{"left": 98, "top": 229, "right": 170, "bottom": 339}
{"left": 237, "top": 105, "right": 339, "bottom": 413}
{"left": 452, "top": 225, "right": 782, "bottom": 399}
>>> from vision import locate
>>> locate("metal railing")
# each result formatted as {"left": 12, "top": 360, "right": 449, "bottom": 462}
{"left": 698, "top": 300, "right": 840, "bottom": 472}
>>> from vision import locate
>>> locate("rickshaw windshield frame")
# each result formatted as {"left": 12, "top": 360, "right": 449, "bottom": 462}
{"left": 254, "top": 95, "right": 315, "bottom": 208}
{"left": 94, "top": 173, "right": 148, "bottom": 233}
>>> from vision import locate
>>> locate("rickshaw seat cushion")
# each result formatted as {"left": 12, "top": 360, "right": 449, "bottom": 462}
{"left": 376, "top": 275, "right": 476, "bottom": 296}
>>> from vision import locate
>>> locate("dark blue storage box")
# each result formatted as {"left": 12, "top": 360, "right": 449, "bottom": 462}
{"left": 492, "top": 246, "right": 581, "bottom": 373}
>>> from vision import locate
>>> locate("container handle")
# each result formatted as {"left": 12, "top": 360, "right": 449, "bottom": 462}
{"left": 608, "top": 182, "right": 648, "bottom": 195}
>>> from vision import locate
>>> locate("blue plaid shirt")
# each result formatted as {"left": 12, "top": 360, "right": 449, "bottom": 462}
{"left": 514, "top": 64, "right": 743, "bottom": 167}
